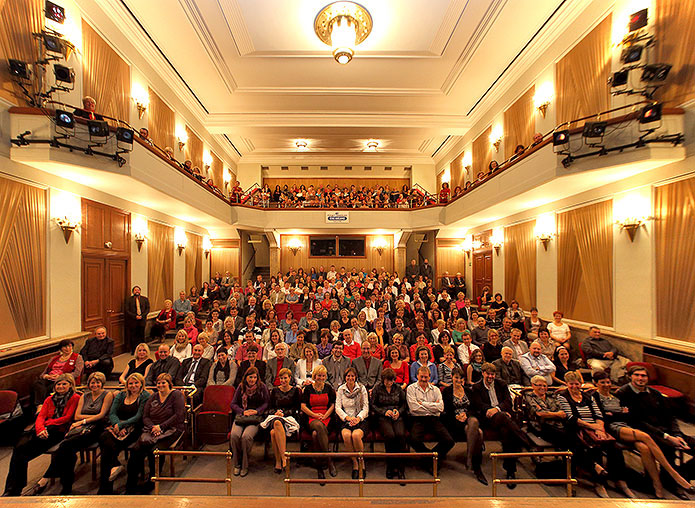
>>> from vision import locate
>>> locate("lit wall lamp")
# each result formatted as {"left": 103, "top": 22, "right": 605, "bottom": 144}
{"left": 489, "top": 124, "right": 503, "bottom": 153}
{"left": 287, "top": 237, "right": 302, "bottom": 256}
{"left": 491, "top": 227, "right": 504, "bottom": 256}
{"left": 533, "top": 82, "right": 554, "bottom": 118}
{"left": 614, "top": 192, "right": 652, "bottom": 242}
{"left": 175, "top": 125, "right": 188, "bottom": 151}
{"left": 462, "top": 151, "right": 472, "bottom": 173}
{"left": 460, "top": 236, "right": 472, "bottom": 259}
{"left": 365, "top": 139, "right": 379, "bottom": 151}
{"left": 132, "top": 216, "right": 148, "bottom": 252}
{"left": 616, "top": 218, "right": 649, "bottom": 242}
{"left": 55, "top": 216, "right": 80, "bottom": 244}
{"left": 373, "top": 237, "right": 388, "bottom": 256}
{"left": 534, "top": 213, "right": 556, "bottom": 251}
{"left": 131, "top": 83, "right": 149, "bottom": 119}
{"left": 175, "top": 227, "right": 187, "bottom": 256}
{"left": 203, "top": 235, "right": 212, "bottom": 259}
{"left": 203, "top": 151, "right": 213, "bottom": 172}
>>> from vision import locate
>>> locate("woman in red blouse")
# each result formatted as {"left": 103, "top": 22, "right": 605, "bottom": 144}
{"left": 439, "top": 182, "right": 451, "bottom": 204}
{"left": 31, "top": 339, "right": 84, "bottom": 412}
{"left": 301, "top": 365, "right": 336, "bottom": 482}
{"left": 151, "top": 299, "right": 177, "bottom": 342}
{"left": 3, "top": 373, "right": 80, "bottom": 496}
{"left": 384, "top": 345, "right": 409, "bottom": 389}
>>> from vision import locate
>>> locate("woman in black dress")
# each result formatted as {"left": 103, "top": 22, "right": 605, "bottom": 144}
{"left": 264, "top": 368, "right": 302, "bottom": 473}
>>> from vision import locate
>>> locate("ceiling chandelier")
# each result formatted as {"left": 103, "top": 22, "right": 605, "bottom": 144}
{"left": 314, "top": 1, "right": 373, "bottom": 65}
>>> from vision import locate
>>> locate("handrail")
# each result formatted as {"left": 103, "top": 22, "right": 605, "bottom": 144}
{"left": 490, "top": 451, "right": 575, "bottom": 497}
{"left": 283, "top": 451, "right": 439, "bottom": 497}
{"left": 242, "top": 246, "right": 257, "bottom": 281}
{"left": 152, "top": 449, "right": 233, "bottom": 495}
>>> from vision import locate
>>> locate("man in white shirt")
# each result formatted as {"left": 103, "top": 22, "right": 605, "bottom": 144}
{"left": 362, "top": 299, "right": 377, "bottom": 323}
{"left": 519, "top": 341, "right": 556, "bottom": 384}
{"left": 457, "top": 332, "right": 481, "bottom": 365}
{"left": 502, "top": 328, "right": 529, "bottom": 360}
{"left": 406, "top": 366, "right": 455, "bottom": 474}
{"left": 326, "top": 265, "right": 337, "bottom": 280}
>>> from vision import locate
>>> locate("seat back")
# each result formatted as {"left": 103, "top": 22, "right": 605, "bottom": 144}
{"left": 578, "top": 341, "right": 588, "bottom": 365}
{"left": 202, "top": 385, "right": 235, "bottom": 413}
{"left": 625, "top": 361, "right": 658, "bottom": 383}
{"left": 0, "top": 390, "right": 18, "bottom": 415}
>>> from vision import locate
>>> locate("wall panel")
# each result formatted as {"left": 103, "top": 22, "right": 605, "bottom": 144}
{"left": 435, "top": 239, "right": 466, "bottom": 291}
{"left": 210, "top": 239, "right": 240, "bottom": 283}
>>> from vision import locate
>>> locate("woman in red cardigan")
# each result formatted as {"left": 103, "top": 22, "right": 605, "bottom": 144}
{"left": 30, "top": 339, "right": 84, "bottom": 413}
{"left": 3, "top": 373, "right": 80, "bottom": 496}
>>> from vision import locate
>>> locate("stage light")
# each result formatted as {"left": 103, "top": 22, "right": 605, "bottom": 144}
{"left": 53, "top": 64, "right": 74, "bottom": 83}
{"left": 43, "top": 33, "right": 63, "bottom": 54}
{"left": 641, "top": 64, "right": 671, "bottom": 82}
{"left": 87, "top": 120, "right": 109, "bottom": 140}
{"left": 620, "top": 45, "right": 643, "bottom": 64}
{"left": 45, "top": 1, "right": 65, "bottom": 23}
{"left": 552, "top": 129, "right": 570, "bottom": 146}
{"left": 629, "top": 8, "right": 648, "bottom": 32}
{"left": 8, "top": 59, "right": 31, "bottom": 80}
{"left": 583, "top": 121, "right": 606, "bottom": 139}
{"left": 609, "top": 69, "right": 629, "bottom": 87}
{"left": 55, "top": 109, "right": 74, "bottom": 129}
{"left": 639, "top": 103, "right": 662, "bottom": 124}
{"left": 116, "top": 127, "right": 134, "bottom": 145}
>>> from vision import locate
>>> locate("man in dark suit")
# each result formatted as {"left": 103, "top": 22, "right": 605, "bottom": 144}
{"left": 470, "top": 362, "right": 530, "bottom": 487}
{"left": 242, "top": 295, "right": 258, "bottom": 318}
{"left": 420, "top": 258, "right": 434, "bottom": 281}
{"left": 80, "top": 326, "right": 115, "bottom": 379}
{"left": 125, "top": 286, "right": 150, "bottom": 354}
{"left": 441, "top": 272, "right": 454, "bottom": 291}
{"left": 265, "top": 343, "right": 296, "bottom": 387}
{"left": 351, "top": 341, "right": 382, "bottom": 391}
{"left": 492, "top": 347, "right": 527, "bottom": 386}
{"left": 453, "top": 273, "right": 466, "bottom": 294}
{"left": 177, "top": 344, "right": 211, "bottom": 406}
{"left": 146, "top": 344, "right": 181, "bottom": 386}
{"left": 405, "top": 259, "right": 420, "bottom": 279}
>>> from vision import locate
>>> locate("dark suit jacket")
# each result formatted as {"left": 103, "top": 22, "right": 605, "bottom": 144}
{"left": 492, "top": 358, "right": 527, "bottom": 385}
{"left": 351, "top": 356, "right": 383, "bottom": 390}
{"left": 469, "top": 378, "right": 513, "bottom": 423}
{"left": 234, "top": 360, "right": 267, "bottom": 386}
{"left": 177, "top": 357, "right": 212, "bottom": 391}
{"left": 265, "top": 357, "right": 297, "bottom": 386}
{"left": 125, "top": 295, "right": 150, "bottom": 323}
{"left": 420, "top": 264, "right": 433, "bottom": 280}
{"left": 146, "top": 356, "right": 180, "bottom": 385}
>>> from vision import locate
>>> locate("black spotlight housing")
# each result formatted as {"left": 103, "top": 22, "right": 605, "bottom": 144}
{"left": 610, "top": 69, "right": 629, "bottom": 87}
{"left": 116, "top": 127, "right": 134, "bottom": 145}
{"left": 43, "top": 33, "right": 63, "bottom": 53}
{"left": 583, "top": 121, "right": 607, "bottom": 139}
{"left": 629, "top": 8, "right": 648, "bottom": 32}
{"left": 639, "top": 103, "right": 662, "bottom": 124}
{"left": 45, "top": 1, "right": 65, "bottom": 23}
{"left": 55, "top": 109, "right": 74, "bottom": 129}
{"left": 53, "top": 64, "right": 74, "bottom": 83}
{"left": 8, "top": 59, "right": 31, "bottom": 80}
{"left": 620, "top": 45, "right": 643, "bottom": 64}
{"left": 641, "top": 64, "right": 672, "bottom": 82}
{"left": 552, "top": 129, "right": 570, "bottom": 146}
{"left": 87, "top": 119, "right": 109, "bottom": 139}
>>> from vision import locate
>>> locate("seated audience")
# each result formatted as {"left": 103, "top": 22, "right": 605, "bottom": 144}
{"left": 230, "top": 367, "right": 270, "bottom": 477}
{"left": 170, "top": 330, "right": 193, "bottom": 362}
{"left": 208, "top": 347, "right": 237, "bottom": 387}
{"left": 581, "top": 327, "right": 631, "bottom": 382}
{"left": 437, "top": 346, "right": 458, "bottom": 389}
{"left": 295, "top": 343, "right": 321, "bottom": 387}
{"left": 524, "top": 307, "right": 544, "bottom": 342}
{"left": 481, "top": 329, "right": 503, "bottom": 362}
{"left": 126, "top": 373, "right": 185, "bottom": 494}
{"left": 263, "top": 368, "right": 302, "bottom": 473}
{"left": 465, "top": 349, "right": 485, "bottom": 385}
{"left": 536, "top": 328, "right": 557, "bottom": 359}
{"left": 547, "top": 311, "right": 571, "bottom": 350}
{"left": 502, "top": 328, "right": 528, "bottom": 360}
{"left": 352, "top": 341, "right": 383, "bottom": 391}
{"left": 493, "top": 346, "right": 526, "bottom": 386}
{"left": 342, "top": 329, "right": 362, "bottom": 360}
{"left": 146, "top": 343, "right": 181, "bottom": 386}
{"left": 196, "top": 333, "right": 216, "bottom": 360}
{"left": 235, "top": 344, "right": 267, "bottom": 387}
{"left": 371, "top": 368, "right": 407, "bottom": 480}
{"left": 335, "top": 367, "right": 370, "bottom": 478}
{"left": 520, "top": 341, "right": 556, "bottom": 385}
{"left": 177, "top": 344, "right": 212, "bottom": 406}
{"left": 265, "top": 343, "right": 297, "bottom": 387}
{"left": 3, "top": 374, "right": 80, "bottom": 496}
{"left": 151, "top": 300, "right": 177, "bottom": 342}
{"left": 524, "top": 375, "right": 567, "bottom": 445}
{"left": 301, "top": 365, "right": 337, "bottom": 482}
{"left": 119, "top": 343, "right": 153, "bottom": 385}
{"left": 173, "top": 291, "right": 192, "bottom": 321}
{"left": 80, "top": 327, "right": 115, "bottom": 378}
{"left": 551, "top": 346, "right": 577, "bottom": 386}
{"left": 31, "top": 339, "right": 84, "bottom": 413}
{"left": 98, "top": 373, "right": 150, "bottom": 494}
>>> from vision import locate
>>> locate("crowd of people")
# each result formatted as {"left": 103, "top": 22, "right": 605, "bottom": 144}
{"left": 5, "top": 260, "right": 694, "bottom": 498}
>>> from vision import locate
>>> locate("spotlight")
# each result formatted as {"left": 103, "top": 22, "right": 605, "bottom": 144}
{"left": 620, "top": 45, "right": 643, "bottom": 64}
{"left": 583, "top": 121, "right": 606, "bottom": 139}
{"left": 45, "top": 1, "right": 65, "bottom": 23}
{"left": 55, "top": 109, "right": 74, "bottom": 129}
{"left": 87, "top": 120, "right": 109, "bottom": 139}
{"left": 641, "top": 64, "right": 671, "bottom": 82}
{"left": 116, "top": 127, "right": 134, "bottom": 145}
{"left": 639, "top": 103, "right": 662, "bottom": 124}
{"left": 8, "top": 59, "right": 31, "bottom": 80}
{"left": 629, "top": 8, "right": 648, "bottom": 32}
{"left": 43, "top": 33, "right": 63, "bottom": 54}
{"left": 552, "top": 129, "right": 570, "bottom": 146}
{"left": 609, "top": 69, "right": 629, "bottom": 87}
{"left": 53, "top": 64, "right": 74, "bottom": 83}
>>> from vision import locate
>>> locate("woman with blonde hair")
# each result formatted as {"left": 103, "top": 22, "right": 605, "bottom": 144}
{"left": 183, "top": 315, "right": 199, "bottom": 344}
{"left": 151, "top": 299, "right": 176, "bottom": 342}
{"left": 119, "top": 343, "right": 153, "bottom": 385}
{"left": 295, "top": 343, "right": 321, "bottom": 387}
{"left": 301, "top": 364, "right": 337, "bottom": 482}
{"left": 170, "top": 330, "right": 192, "bottom": 361}
{"left": 365, "top": 331, "right": 385, "bottom": 360}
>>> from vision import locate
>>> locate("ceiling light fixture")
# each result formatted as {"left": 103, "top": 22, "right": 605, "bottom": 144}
{"left": 314, "top": 1, "right": 373, "bottom": 65}
{"left": 365, "top": 139, "right": 379, "bottom": 151}
{"left": 295, "top": 139, "right": 308, "bottom": 151}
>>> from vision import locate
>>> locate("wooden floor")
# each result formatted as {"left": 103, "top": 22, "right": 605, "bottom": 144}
{"left": 1, "top": 497, "right": 693, "bottom": 508}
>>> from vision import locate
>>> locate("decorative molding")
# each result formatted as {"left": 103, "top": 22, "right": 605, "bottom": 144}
{"left": 234, "top": 86, "right": 444, "bottom": 97}
{"left": 238, "top": 154, "right": 435, "bottom": 165}
{"left": 429, "top": 0, "right": 469, "bottom": 56}
{"left": 240, "top": 137, "right": 255, "bottom": 153}
{"left": 179, "top": 0, "right": 238, "bottom": 93}
{"left": 217, "top": 0, "right": 255, "bottom": 56}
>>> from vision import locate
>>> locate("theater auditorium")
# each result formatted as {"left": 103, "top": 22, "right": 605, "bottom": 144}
{"left": 0, "top": 0, "right": 694, "bottom": 506}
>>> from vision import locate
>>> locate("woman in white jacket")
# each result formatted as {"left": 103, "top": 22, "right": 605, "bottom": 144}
{"left": 295, "top": 343, "right": 322, "bottom": 387}
{"left": 335, "top": 367, "right": 369, "bottom": 479}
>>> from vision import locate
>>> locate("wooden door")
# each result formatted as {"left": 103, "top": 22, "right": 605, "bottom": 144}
{"left": 81, "top": 199, "right": 130, "bottom": 255}
{"left": 473, "top": 250, "right": 493, "bottom": 301}
{"left": 82, "top": 257, "right": 105, "bottom": 331}
{"left": 106, "top": 259, "right": 127, "bottom": 347}
{"left": 82, "top": 200, "right": 106, "bottom": 251}
{"left": 108, "top": 209, "right": 130, "bottom": 254}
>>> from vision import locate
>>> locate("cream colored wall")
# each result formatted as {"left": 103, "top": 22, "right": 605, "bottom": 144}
{"left": 173, "top": 233, "right": 186, "bottom": 295}
{"left": 130, "top": 213, "right": 149, "bottom": 294}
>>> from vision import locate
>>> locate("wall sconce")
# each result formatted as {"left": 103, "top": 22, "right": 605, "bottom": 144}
{"left": 533, "top": 82, "right": 554, "bottom": 118}
{"left": 54, "top": 217, "right": 80, "bottom": 244}
{"left": 535, "top": 213, "right": 556, "bottom": 251}
{"left": 373, "top": 237, "right": 388, "bottom": 255}
{"left": 614, "top": 192, "right": 651, "bottom": 243}
{"left": 174, "top": 227, "right": 187, "bottom": 256}
{"left": 460, "top": 236, "right": 472, "bottom": 259}
{"left": 616, "top": 218, "right": 648, "bottom": 242}
{"left": 203, "top": 151, "right": 213, "bottom": 172}
{"left": 462, "top": 151, "right": 472, "bottom": 173}
{"left": 131, "top": 83, "right": 149, "bottom": 119}
{"left": 203, "top": 235, "right": 212, "bottom": 259}
{"left": 176, "top": 125, "right": 188, "bottom": 151}
{"left": 133, "top": 233, "right": 146, "bottom": 252}
{"left": 536, "top": 233, "right": 554, "bottom": 251}
{"left": 489, "top": 124, "right": 503, "bottom": 153}
{"left": 491, "top": 227, "right": 504, "bottom": 256}
{"left": 287, "top": 237, "right": 302, "bottom": 255}
{"left": 132, "top": 216, "right": 148, "bottom": 252}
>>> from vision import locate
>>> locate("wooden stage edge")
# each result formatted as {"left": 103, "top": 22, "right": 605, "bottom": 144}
{"left": 0, "top": 497, "right": 690, "bottom": 507}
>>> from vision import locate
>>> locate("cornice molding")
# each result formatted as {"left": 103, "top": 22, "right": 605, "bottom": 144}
{"left": 233, "top": 86, "right": 444, "bottom": 97}
{"left": 217, "top": 0, "right": 255, "bottom": 56}
{"left": 429, "top": 0, "right": 469, "bottom": 56}
{"left": 239, "top": 154, "right": 434, "bottom": 165}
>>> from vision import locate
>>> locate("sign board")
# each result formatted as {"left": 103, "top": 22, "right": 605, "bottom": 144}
{"left": 325, "top": 211, "right": 349, "bottom": 224}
